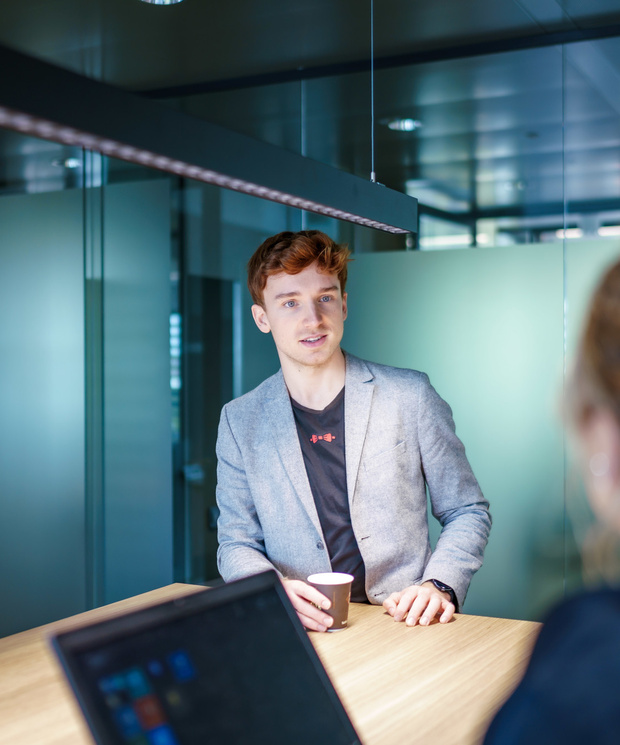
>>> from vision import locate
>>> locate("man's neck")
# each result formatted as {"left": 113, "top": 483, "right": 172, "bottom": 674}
{"left": 281, "top": 349, "right": 346, "bottom": 410}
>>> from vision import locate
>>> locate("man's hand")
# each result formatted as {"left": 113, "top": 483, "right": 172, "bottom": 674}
{"left": 383, "top": 581, "right": 455, "bottom": 626}
{"left": 281, "top": 578, "right": 334, "bottom": 632}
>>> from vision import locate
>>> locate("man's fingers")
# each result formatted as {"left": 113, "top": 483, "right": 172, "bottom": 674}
{"left": 282, "top": 579, "right": 333, "bottom": 632}
{"left": 394, "top": 596, "right": 413, "bottom": 622}
{"left": 382, "top": 591, "right": 403, "bottom": 616}
{"left": 439, "top": 601, "right": 456, "bottom": 624}
{"left": 411, "top": 594, "right": 441, "bottom": 627}
{"left": 297, "top": 610, "right": 334, "bottom": 632}
{"left": 393, "top": 589, "right": 417, "bottom": 622}
{"left": 285, "top": 579, "right": 331, "bottom": 609}
{"left": 282, "top": 579, "right": 331, "bottom": 609}
{"left": 387, "top": 584, "right": 456, "bottom": 626}
{"left": 404, "top": 592, "right": 430, "bottom": 626}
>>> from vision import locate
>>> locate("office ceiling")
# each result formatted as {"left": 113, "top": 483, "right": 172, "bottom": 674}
{"left": 2, "top": 0, "right": 620, "bottom": 239}
{"left": 0, "top": 0, "right": 619, "bottom": 91}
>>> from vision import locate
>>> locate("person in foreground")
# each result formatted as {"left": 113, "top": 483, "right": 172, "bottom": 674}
{"left": 216, "top": 230, "right": 491, "bottom": 631}
{"left": 484, "top": 257, "right": 620, "bottom": 744}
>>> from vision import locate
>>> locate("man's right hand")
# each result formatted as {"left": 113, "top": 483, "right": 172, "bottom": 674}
{"left": 281, "top": 579, "right": 334, "bottom": 632}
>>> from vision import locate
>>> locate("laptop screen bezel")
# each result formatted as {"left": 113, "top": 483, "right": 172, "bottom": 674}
{"left": 49, "top": 570, "right": 362, "bottom": 745}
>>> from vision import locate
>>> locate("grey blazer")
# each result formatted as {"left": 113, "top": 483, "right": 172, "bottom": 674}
{"left": 216, "top": 353, "right": 491, "bottom": 608}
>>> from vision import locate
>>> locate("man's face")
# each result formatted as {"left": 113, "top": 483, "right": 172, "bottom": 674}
{"left": 251, "top": 262, "right": 347, "bottom": 372}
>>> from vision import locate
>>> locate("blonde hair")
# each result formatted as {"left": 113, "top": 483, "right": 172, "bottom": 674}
{"left": 567, "top": 257, "right": 620, "bottom": 583}
{"left": 568, "top": 258, "right": 620, "bottom": 428}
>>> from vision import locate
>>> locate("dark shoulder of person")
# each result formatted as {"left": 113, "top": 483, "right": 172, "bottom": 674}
{"left": 483, "top": 588, "right": 620, "bottom": 745}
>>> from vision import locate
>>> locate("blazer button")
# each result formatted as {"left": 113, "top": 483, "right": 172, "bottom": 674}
{"left": 316, "top": 541, "right": 324, "bottom": 550}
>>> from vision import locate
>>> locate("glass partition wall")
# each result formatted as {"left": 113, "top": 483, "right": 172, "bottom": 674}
{"left": 1, "top": 35, "right": 620, "bottom": 636}
{"left": 170, "top": 37, "right": 620, "bottom": 619}
{"left": 0, "top": 139, "right": 176, "bottom": 636}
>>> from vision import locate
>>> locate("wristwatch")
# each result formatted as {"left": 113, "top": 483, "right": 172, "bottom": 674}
{"left": 427, "top": 578, "right": 458, "bottom": 611}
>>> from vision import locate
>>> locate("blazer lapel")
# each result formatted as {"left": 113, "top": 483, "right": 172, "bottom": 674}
{"left": 263, "top": 371, "right": 325, "bottom": 538}
{"left": 343, "top": 353, "right": 375, "bottom": 505}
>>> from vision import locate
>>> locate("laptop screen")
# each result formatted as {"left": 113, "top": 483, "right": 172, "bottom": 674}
{"left": 51, "top": 571, "right": 361, "bottom": 745}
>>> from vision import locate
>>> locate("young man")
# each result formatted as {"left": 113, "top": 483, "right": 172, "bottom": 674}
{"left": 216, "top": 230, "right": 491, "bottom": 632}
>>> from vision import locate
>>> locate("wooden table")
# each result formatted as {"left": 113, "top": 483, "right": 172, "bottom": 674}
{"left": 312, "top": 602, "right": 539, "bottom": 745}
{"left": 0, "top": 583, "right": 540, "bottom": 745}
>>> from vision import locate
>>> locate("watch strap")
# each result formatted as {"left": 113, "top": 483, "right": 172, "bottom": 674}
{"left": 428, "top": 578, "right": 458, "bottom": 611}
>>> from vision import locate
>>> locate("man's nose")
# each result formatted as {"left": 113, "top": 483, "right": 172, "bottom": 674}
{"left": 303, "top": 302, "right": 322, "bottom": 326}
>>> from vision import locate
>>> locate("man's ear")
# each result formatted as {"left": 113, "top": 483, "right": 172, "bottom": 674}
{"left": 342, "top": 292, "right": 348, "bottom": 322}
{"left": 251, "top": 303, "right": 271, "bottom": 334}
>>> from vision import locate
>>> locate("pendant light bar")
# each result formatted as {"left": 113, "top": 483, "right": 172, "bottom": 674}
{"left": 0, "top": 46, "right": 417, "bottom": 234}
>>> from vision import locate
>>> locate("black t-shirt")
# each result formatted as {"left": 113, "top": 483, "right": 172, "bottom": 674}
{"left": 291, "top": 387, "right": 367, "bottom": 602}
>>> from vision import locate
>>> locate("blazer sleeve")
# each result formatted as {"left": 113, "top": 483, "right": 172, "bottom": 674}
{"left": 417, "top": 373, "right": 492, "bottom": 606}
{"left": 215, "top": 404, "right": 280, "bottom": 581}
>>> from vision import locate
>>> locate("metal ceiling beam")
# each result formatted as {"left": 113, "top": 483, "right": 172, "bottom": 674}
{"left": 0, "top": 45, "right": 417, "bottom": 234}
{"left": 141, "top": 23, "right": 620, "bottom": 98}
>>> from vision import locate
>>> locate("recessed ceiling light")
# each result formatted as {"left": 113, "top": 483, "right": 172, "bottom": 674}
{"left": 386, "top": 118, "right": 423, "bottom": 132}
{"left": 51, "top": 157, "right": 81, "bottom": 169}
{"left": 503, "top": 180, "right": 527, "bottom": 191}
{"left": 555, "top": 228, "right": 583, "bottom": 239}
{"left": 597, "top": 225, "right": 620, "bottom": 237}
{"left": 140, "top": 0, "right": 184, "bottom": 4}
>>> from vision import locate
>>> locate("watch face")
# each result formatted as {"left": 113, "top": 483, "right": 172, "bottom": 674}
{"left": 430, "top": 580, "right": 457, "bottom": 608}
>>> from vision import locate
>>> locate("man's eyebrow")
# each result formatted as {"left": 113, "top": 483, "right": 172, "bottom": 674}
{"left": 273, "top": 284, "right": 338, "bottom": 300}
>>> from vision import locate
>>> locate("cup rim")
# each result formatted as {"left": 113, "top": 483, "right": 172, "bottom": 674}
{"left": 307, "top": 572, "right": 354, "bottom": 585}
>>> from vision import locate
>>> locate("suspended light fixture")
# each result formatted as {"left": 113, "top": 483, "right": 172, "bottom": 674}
{"left": 140, "top": 0, "right": 184, "bottom": 4}
{"left": 0, "top": 45, "right": 417, "bottom": 234}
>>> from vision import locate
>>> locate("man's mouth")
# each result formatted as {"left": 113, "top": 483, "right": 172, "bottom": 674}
{"left": 300, "top": 334, "right": 326, "bottom": 345}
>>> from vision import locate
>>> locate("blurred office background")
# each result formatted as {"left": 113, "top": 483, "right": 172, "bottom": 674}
{"left": 1, "top": 0, "right": 620, "bottom": 636}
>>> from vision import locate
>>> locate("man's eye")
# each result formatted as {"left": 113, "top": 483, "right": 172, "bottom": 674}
{"left": 284, "top": 300, "right": 296, "bottom": 308}
{"left": 320, "top": 295, "right": 332, "bottom": 302}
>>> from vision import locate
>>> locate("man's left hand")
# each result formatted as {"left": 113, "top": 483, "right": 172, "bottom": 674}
{"left": 383, "top": 581, "right": 455, "bottom": 626}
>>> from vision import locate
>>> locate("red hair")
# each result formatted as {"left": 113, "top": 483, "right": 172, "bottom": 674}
{"left": 247, "top": 230, "right": 351, "bottom": 306}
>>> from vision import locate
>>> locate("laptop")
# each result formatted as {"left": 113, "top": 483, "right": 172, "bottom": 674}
{"left": 50, "top": 570, "right": 362, "bottom": 744}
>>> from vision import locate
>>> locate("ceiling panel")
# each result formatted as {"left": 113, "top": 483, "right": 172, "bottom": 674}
{"left": 1, "top": 0, "right": 620, "bottom": 236}
{"left": 0, "top": 0, "right": 597, "bottom": 91}
{"left": 561, "top": 0, "right": 620, "bottom": 24}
